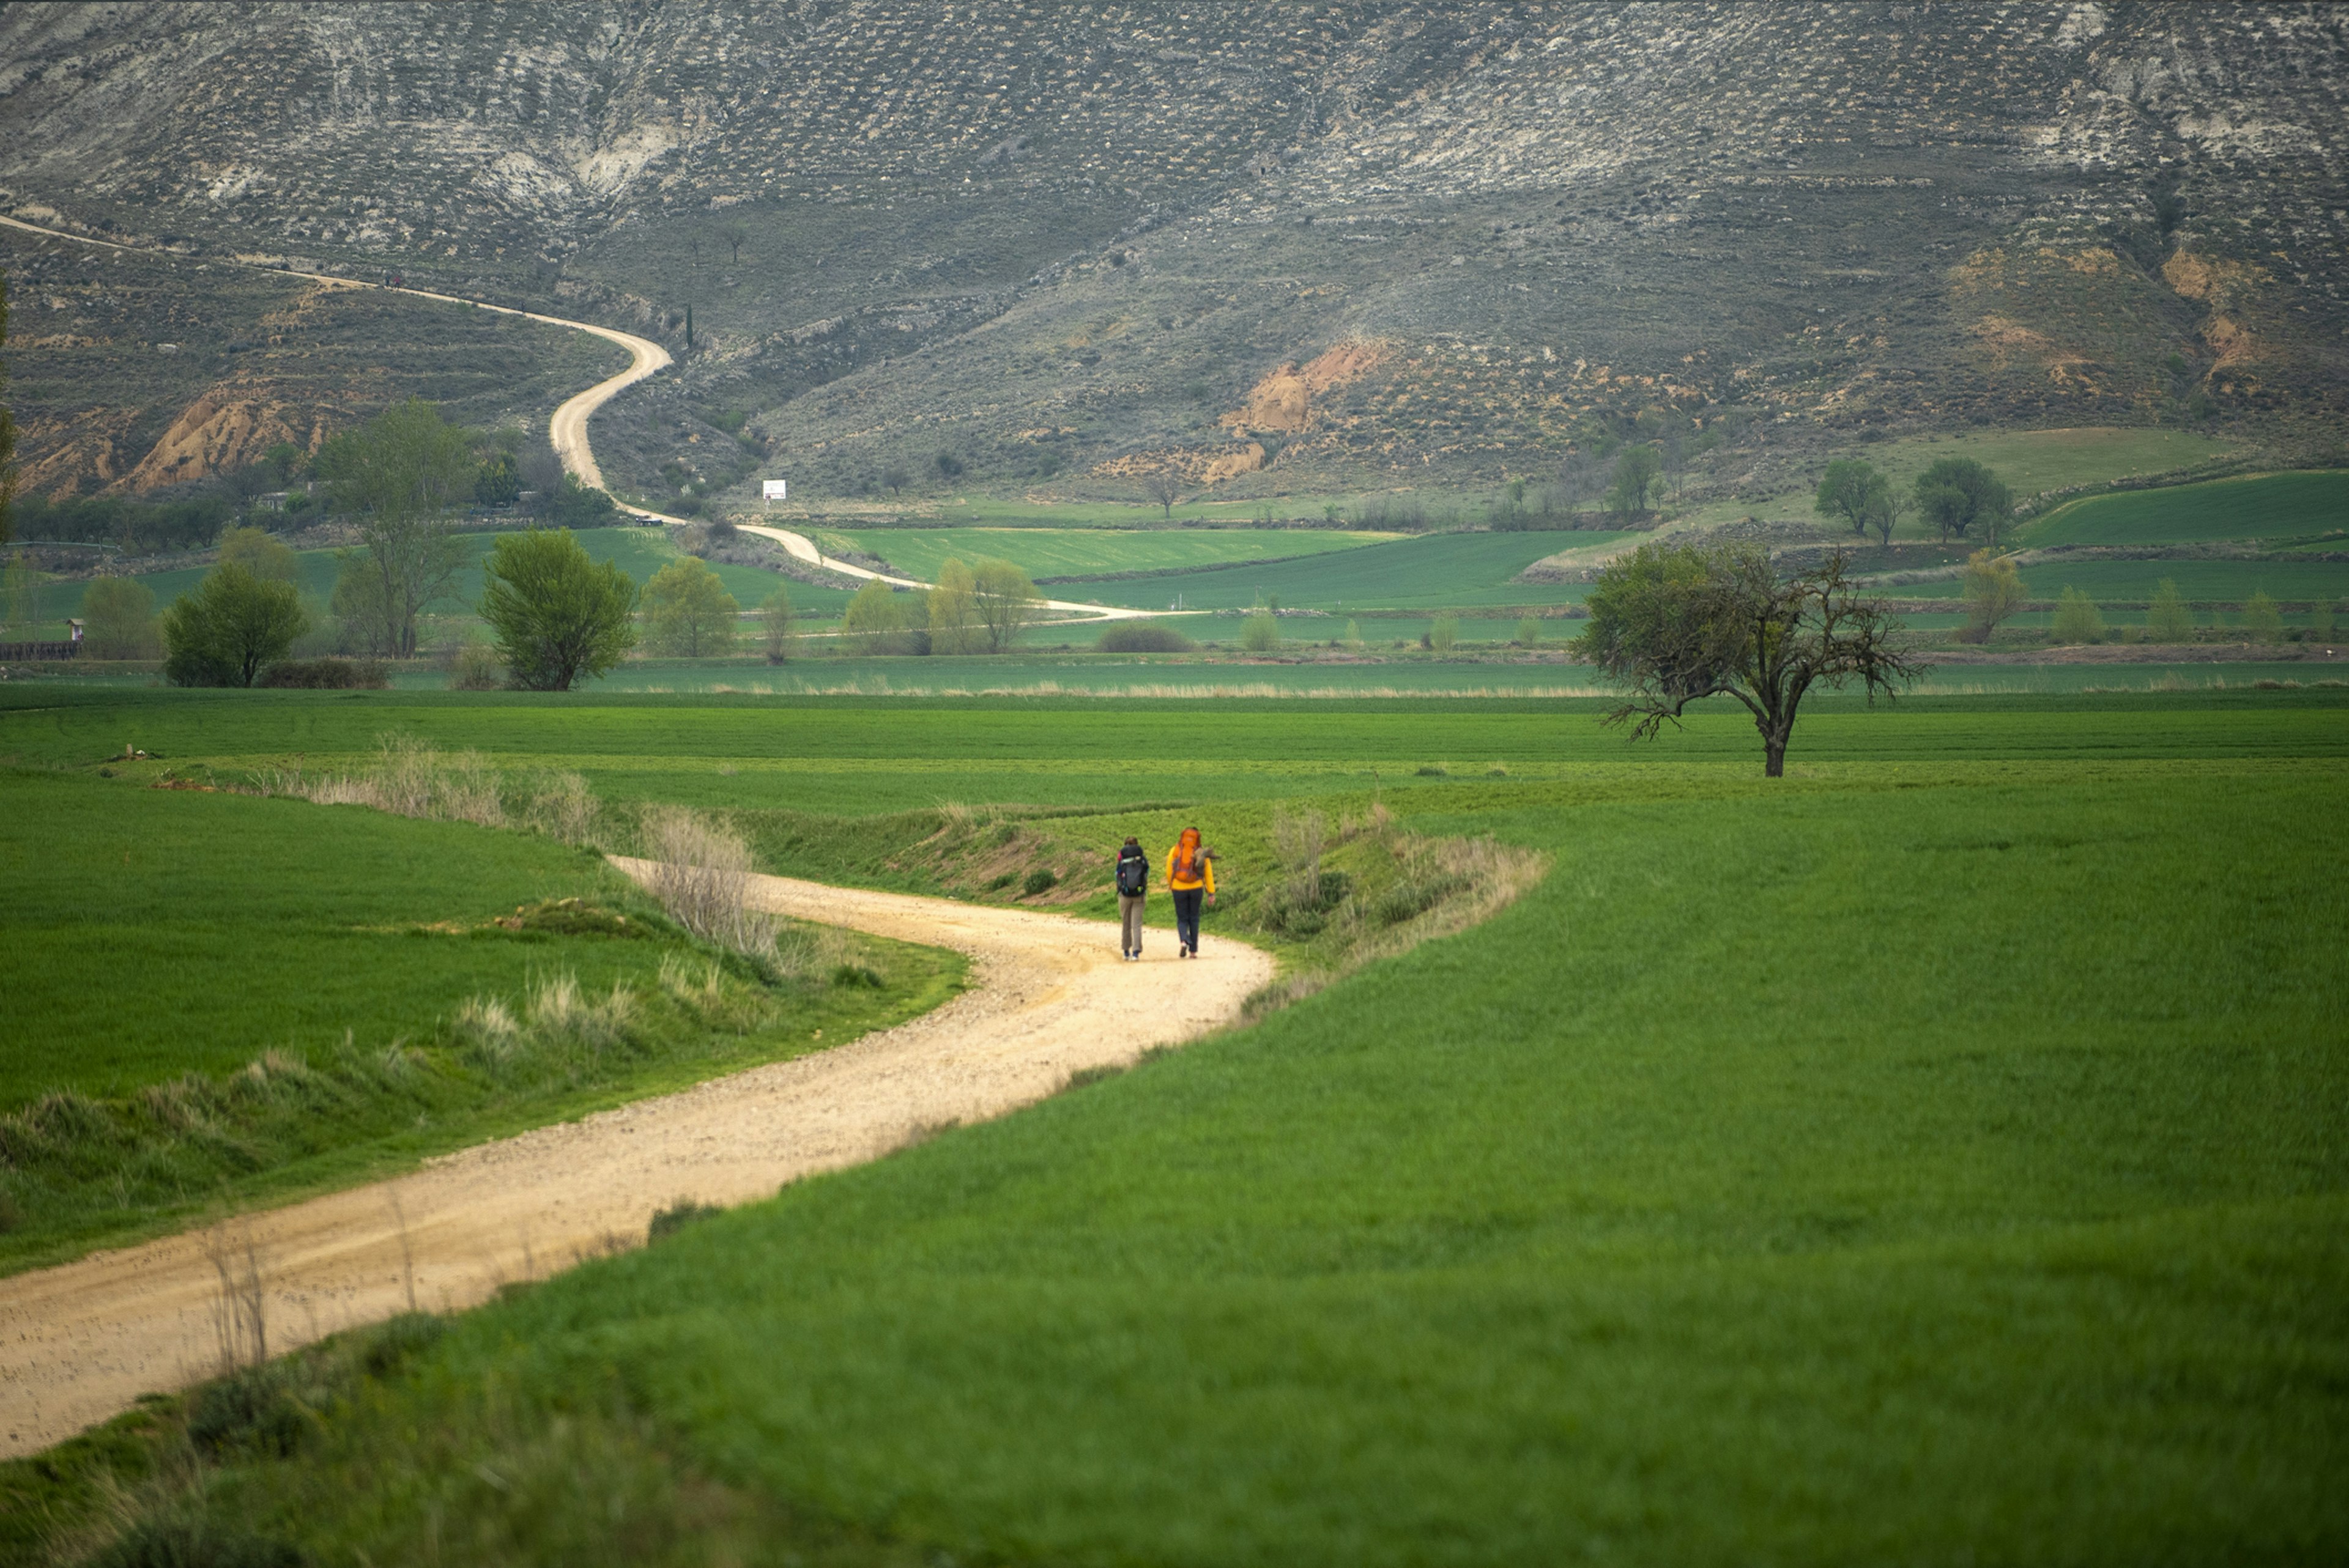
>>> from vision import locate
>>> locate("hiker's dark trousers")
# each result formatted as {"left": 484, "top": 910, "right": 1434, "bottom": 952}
{"left": 1119, "top": 892, "right": 1146, "bottom": 953}
{"left": 1172, "top": 887, "right": 1203, "bottom": 952}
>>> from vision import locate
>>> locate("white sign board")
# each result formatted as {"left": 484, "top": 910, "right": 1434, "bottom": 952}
{"left": 761, "top": 479, "right": 789, "bottom": 501}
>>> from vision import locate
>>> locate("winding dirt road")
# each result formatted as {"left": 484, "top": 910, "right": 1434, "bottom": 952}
{"left": 1, "top": 210, "right": 1159, "bottom": 622}
{"left": 0, "top": 872, "right": 1270, "bottom": 1460}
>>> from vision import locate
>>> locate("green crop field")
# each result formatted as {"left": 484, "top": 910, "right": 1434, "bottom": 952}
{"left": 1077, "top": 531, "right": 1626, "bottom": 612}
{"left": 1869, "top": 426, "right": 2237, "bottom": 500}
{"left": 2026, "top": 470, "right": 2349, "bottom": 546}
{"left": 0, "top": 766, "right": 957, "bottom": 1273}
{"left": 9, "top": 680, "right": 2342, "bottom": 1565}
{"left": 1898, "top": 556, "right": 2349, "bottom": 607}
{"left": 833, "top": 526, "right": 1395, "bottom": 582}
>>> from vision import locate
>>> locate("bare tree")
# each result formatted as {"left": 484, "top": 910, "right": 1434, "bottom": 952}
{"left": 1143, "top": 469, "right": 1183, "bottom": 521}
{"left": 1572, "top": 542, "right": 1925, "bottom": 777}
{"left": 722, "top": 221, "right": 749, "bottom": 265}
{"left": 972, "top": 557, "right": 1041, "bottom": 652}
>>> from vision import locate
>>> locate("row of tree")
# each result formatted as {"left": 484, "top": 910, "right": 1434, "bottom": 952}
{"left": 1815, "top": 455, "right": 2016, "bottom": 547}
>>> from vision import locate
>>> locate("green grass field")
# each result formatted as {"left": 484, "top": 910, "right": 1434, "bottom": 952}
{"left": 1898, "top": 556, "right": 2349, "bottom": 606}
{"left": 2025, "top": 470, "right": 2349, "bottom": 546}
{"left": 10, "top": 684, "right": 2341, "bottom": 1564}
{"left": 1869, "top": 426, "right": 2236, "bottom": 501}
{"left": 834, "top": 527, "right": 1395, "bottom": 582}
{"left": 1075, "top": 531, "right": 1624, "bottom": 612}
{"left": 0, "top": 766, "right": 959, "bottom": 1273}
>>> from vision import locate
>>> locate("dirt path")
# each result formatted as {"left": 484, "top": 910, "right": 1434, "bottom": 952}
{"left": 0, "top": 871, "right": 1270, "bottom": 1460}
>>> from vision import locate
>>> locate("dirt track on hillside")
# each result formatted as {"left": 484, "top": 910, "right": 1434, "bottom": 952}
{"left": 0, "top": 871, "right": 1270, "bottom": 1460}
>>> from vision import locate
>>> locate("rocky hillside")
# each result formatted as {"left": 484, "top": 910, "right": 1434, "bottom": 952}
{"left": 1, "top": 2, "right": 2342, "bottom": 506}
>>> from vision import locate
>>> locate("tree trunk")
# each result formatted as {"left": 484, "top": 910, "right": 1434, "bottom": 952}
{"left": 1764, "top": 725, "right": 1789, "bottom": 777}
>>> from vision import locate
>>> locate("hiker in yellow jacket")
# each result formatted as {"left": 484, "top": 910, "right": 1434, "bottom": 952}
{"left": 1166, "top": 826, "right": 1215, "bottom": 958}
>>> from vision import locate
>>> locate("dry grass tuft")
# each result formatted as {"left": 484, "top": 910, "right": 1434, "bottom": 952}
{"left": 640, "top": 806, "right": 776, "bottom": 960}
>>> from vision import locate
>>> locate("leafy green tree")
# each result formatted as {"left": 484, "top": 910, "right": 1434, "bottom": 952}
{"left": 2050, "top": 586, "right": 2106, "bottom": 645}
{"left": 1516, "top": 615, "right": 1543, "bottom": 647}
{"left": 842, "top": 579, "right": 907, "bottom": 650}
{"left": 641, "top": 557, "right": 740, "bottom": 656}
{"left": 0, "top": 272, "right": 15, "bottom": 545}
{"left": 971, "top": 558, "right": 1040, "bottom": 652}
{"left": 474, "top": 449, "right": 521, "bottom": 508}
{"left": 478, "top": 529, "right": 637, "bottom": 690}
{"left": 762, "top": 584, "right": 793, "bottom": 664}
{"left": 1816, "top": 458, "right": 1902, "bottom": 545}
{"left": 215, "top": 525, "right": 300, "bottom": 583}
{"left": 315, "top": 398, "right": 475, "bottom": 657}
{"left": 1240, "top": 610, "right": 1280, "bottom": 653}
{"left": 2242, "top": 588, "right": 2285, "bottom": 643}
{"left": 1605, "top": 443, "right": 1663, "bottom": 521}
{"left": 880, "top": 465, "right": 910, "bottom": 497}
{"left": 1572, "top": 542, "right": 1923, "bottom": 777}
{"left": 1344, "top": 618, "right": 1363, "bottom": 651}
{"left": 81, "top": 577, "right": 162, "bottom": 659}
{"left": 2146, "top": 578, "right": 2196, "bottom": 642}
{"left": 161, "top": 564, "right": 308, "bottom": 687}
{"left": 1959, "top": 550, "right": 2027, "bottom": 644}
{"left": 544, "top": 473, "right": 619, "bottom": 527}
{"left": 1429, "top": 615, "right": 1460, "bottom": 653}
{"left": 928, "top": 557, "right": 982, "bottom": 654}
{"left": 1912, "top": 457, "right": 2014, "bottom": 547}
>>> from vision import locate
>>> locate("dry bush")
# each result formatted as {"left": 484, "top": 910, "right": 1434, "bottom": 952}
{"left": 258, "top": 736, "right": 606, "bottom": 848}
{"left": 640, "top": 805, "right": 775, "bottom": 958}
{"left": 525, "top": 772, "right": 600, "bottom": 846}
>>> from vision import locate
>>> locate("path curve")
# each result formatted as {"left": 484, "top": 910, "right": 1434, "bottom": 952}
{"left": 2, "top": 211, "right": 1168, "bottom": 623}
{"left": 0, "top": 871, "right": 1270, "bottom": 1459}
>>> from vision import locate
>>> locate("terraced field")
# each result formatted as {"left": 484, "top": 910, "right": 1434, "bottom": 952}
{"left": 836, "top": 527, "right": 1395, "bottom": 582}
{"left": 2025, "top": 470, "right": 2349, "bottom": 547}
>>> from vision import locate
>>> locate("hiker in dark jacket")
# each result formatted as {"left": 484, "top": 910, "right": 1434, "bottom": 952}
{"left": 1113, "top": 836, "right": 1149, "bottom": 960}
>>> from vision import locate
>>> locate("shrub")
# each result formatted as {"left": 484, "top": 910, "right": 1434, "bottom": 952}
{"left": 642, "top": 557, "right": 741, "bottom": 657}
{"left": 2050, "top": 586, "right": 2106, "bottom": 645}
{"left": 830, "top": 962, "right": 885, "bottom": 989}
{"left": 1959, "top": 550, "right": 2026, "bottom": 644}
{"left": 1515, "top": 615, "right": 1542, "bottom": 647}
{"left": 1240, "top": 611, "right": 1280, "bottom": 653}
{"left": 648, "top": 1199, "right": 724, "bottom": 1243}
{"left": 162, "top": 564, "right": 309, "bottom": 687}
{"left": 2146, "top": 578, "right": 2196, "bottom": 641}
{"left": 640, "top": 805, "right": 774, "bottom": 958}
{"left": 80, "top": 575, "right": 163, "bottom": 659}
{"left": 1022, "top": 868, "right": 1058, "bottom": 897}
{"left": 188, "top": 1366, "right": 311, "bottom": 1458}
{"left": 1430, "top": 615, "right": 1460, "bottom": 654}
{"left": 2242, "top": 589, "right": 2285, "bottom": 643}
{"left": 478, "top": 528, "right": 637, "bottom": 690}
{"left": 1097, "top": 620, "right": 1194, "bottom": 653}
{"left": 447, "top": 640, "right": 503, "bottom": 689}
{"left": 359, "top": 1312, "right": 448, "bottom": 1378}
{"left": 256, "top": 657, "right": 389, "bottom": 689}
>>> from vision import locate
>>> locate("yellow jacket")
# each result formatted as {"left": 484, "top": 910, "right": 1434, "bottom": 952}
{"left": 1165, "top": 846, "right": 1215, "bottom": 894}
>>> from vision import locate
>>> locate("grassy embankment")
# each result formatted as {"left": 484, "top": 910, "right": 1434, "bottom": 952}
{"left": 0, "top": 766, "right": 960, "bottom": 1276}
{"left": 5, "top": 684, "right": 2342, "bottom": 1564}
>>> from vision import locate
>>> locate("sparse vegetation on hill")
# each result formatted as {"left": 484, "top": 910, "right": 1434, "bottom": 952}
{"left": 2, "top": 6, "right": 2344, "bottom": 506}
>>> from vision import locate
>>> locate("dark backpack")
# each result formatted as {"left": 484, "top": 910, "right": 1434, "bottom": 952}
{"left": 1116, "top": 845, "right": 1148, "bottom": 896}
